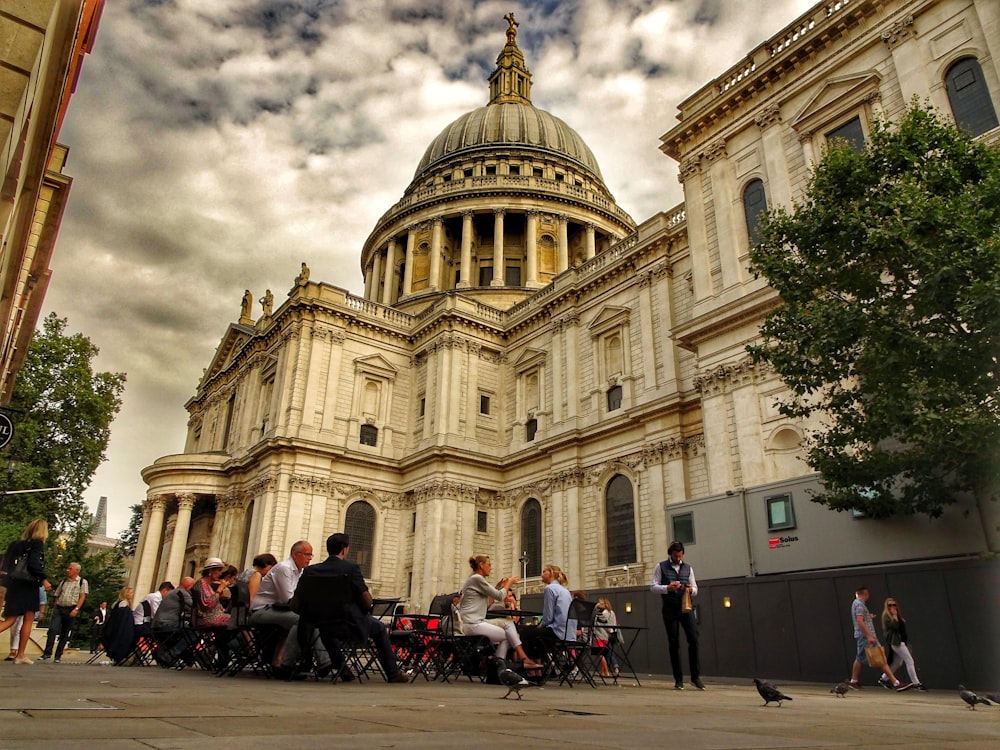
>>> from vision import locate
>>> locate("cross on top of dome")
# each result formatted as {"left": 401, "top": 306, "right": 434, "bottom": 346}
{"left": 490, "top": 12, "right": 532, "bottom": 105}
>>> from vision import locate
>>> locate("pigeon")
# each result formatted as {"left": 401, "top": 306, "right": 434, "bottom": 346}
{"left": 958, "top": 685, "right": 992, "bottom": 710}
{"left": 754, "top": 678, "right": 793, "bottom": 707}
{"left": 491, "top": 656, "right": 531, "bottom": 700}
{"left": 830, "top": 682, "right": 849, "bottom": 698}
{"left": 986, "top": 693, "right": 1000, "bottom": 705}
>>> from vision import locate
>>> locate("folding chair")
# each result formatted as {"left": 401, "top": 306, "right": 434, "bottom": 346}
{"left": 555, "top": 599, "right": 598, "bottom": 687}
{"left": 215, "top": 580, "right": 275, "bottom": 678}
{"left": 293, "top": 573, "right": 384, "bottom": 683}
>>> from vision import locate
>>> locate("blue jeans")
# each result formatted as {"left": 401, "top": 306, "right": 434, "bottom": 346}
{"left": 43, "top": 606, "right": 77, "bottom": 659}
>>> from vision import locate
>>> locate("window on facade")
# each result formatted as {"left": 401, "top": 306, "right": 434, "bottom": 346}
{"left": 419, "top": 397, "right": 425, "bottom": 417}
{"left": 505, "top": 266, "right": 521, "bottom": 287}
{"left": 525, "top": 418, "right": 538, "bottom": 442}
{"left": 480, "top": 395, "right": 490, "bottom": 415}
{"left": 477, "top": 510, "right": 488, "bottom": 533}
{"left": 533, "top": 167, "right": 543, "bottom": 178}
{"left": 479, "top": 266, "right": 493, "bottom": 286}
{"left": 671, "top": 512, "right": 695, "bottom": 545}
{"left": 742, "top": 178, "right": 768, "bottom": 245}
{"left": 605, "top": 474, "right": 637, "bottom": 565}
{"left": 607, "top": 385, "right": 623, "bottom": 411}
{"left": 485, "top": 165, "right": 497, "bottom": 175}
{"left": 766, "top": 494, "right": 796, "bottom": 531}
{"left": 359, "top": 424, "right": 378, "bottom": 446}
{"left": 464, "top": 168, "right": 473, "bottom": 178}
{"left": 345, "top": 501, "right": 376, "bottom": 578}
{"left": 825, "top": 116, "right": 865, "bottom": 152}
{"left": 411, "top": 511, "right": 416, "bottom": 533}
{"left": 945, "top": 57, "right": 999, "bottom": 136}
{"left": 520, "top": 499, "right": 542, "bottom": 577}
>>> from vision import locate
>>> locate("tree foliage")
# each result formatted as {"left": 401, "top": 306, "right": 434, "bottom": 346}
{"left": 748, "top": 103, "right": 1000, "bottom": 519}
{"left": 0, "top": 313, "right": 126, "bottom": 547}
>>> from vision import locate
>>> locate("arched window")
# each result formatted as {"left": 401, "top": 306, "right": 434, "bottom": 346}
{"left": 605, "top": 474, "right": 636, "bottom": 566}
{"left": 520, "top": 499, "right": 542, "bottom": 577}
{"left": 743, "top": 178, "right": 768, "bottom": 245}
{"left": 945, "top": 57, "right": 999, "bottom": 136}
{"left": 344, "top": 501, "right": 377, "bottom": 578}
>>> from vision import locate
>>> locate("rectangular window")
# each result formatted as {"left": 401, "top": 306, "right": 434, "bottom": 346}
{"left": 485, "top": 165, "right": 497, "bottom": 175}
{"left": 766, "top": 494, "right": 796, "bottom": 531}
{"left": 419, "top": 397, "right": 425, "bottom": 417}
{"left": 359, "top": 424, "right": 378, "bottom": 446}
{"left": 480, "top": 395, "right": 490, "bottom": 415}
{"left": 671, "top": 513, "right": 695, "bottom": 545}
{"left": 477, "top": 510, "right": 488, "bottom": 533}
{"left": 479, "top": 266, "right": 493, "bottom": 287}
{"left": 607, "top": 385, "right": 623, "bottom": 411}
{"left": 411, "top": 512, "right": 417, "bottom": 533}
{"left": 505, "top": 266, "right": 521, "bottom": 287}
{"left": 825, "top": 116, "right": 865, "bottom": 152}
{"left": 525, "top": 418, "right": 538, "bottom": 442}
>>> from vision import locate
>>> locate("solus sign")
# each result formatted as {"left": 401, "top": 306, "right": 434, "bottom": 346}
{"left": 0, "top": 413, "right": 13, "bottom": 450}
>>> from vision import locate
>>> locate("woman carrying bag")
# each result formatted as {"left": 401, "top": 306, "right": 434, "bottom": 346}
{"left": 0, "top": 520, "right": 52, "bottom": 664}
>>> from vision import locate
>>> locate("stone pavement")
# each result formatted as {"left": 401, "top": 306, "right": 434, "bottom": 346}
{"left": 1, "top": 649, "right": 998, "bottom": 750}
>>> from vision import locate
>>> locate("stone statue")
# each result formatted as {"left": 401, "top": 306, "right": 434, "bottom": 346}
{"left": 504, "top": 11, "right": 518, "bottom": 42}
{"left": 240, "top": 289, "right": 253, "bottom": 321}
{"left": 295, "top": 261, "right": 310, "bottom": 286}
{"left": 260, "top": 289, "right": 273, "bottom": 317}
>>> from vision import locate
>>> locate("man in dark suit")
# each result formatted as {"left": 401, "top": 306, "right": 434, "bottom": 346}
{"left": 294, "top": 532, "right": 408, "bottom": 683}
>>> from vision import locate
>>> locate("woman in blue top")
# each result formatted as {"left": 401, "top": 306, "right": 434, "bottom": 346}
{"left": 0, "top": 519, "right": 52, "bottom": 664}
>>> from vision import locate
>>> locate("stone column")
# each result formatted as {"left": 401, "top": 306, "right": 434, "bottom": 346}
{"left": 557, "top": 215, "right": 569, "bottom": 272}
{"left": 525, "top": 211, "right": 540, "bottom": 287}
{"left": 209, "top": 496, "right": 229, "bottom": 558}
{"left": 458, "top": 212, "right": 473, "bottom": 288}
{"left": 491, "top": 209, "right": 505, "bottom": 286}
{"left": 584, "top": 224, "right": 596, "bottom": 260}
{"left": 381, "top": 238, "right": 397, "bottom": 305}
{"left": 363, "top": 261, "right": 373, "bottom": 299}
{"left": 798, "top": 134, "right": 816, "bottom": 173}
{"left": 402, "top": 227, "right": 415, "bottom": 296}
{"left": 133, "top": 495, "right": 166, "bottom": 595}
{"left": 755, "top": 104, "right": 792, "bottom": 211}
{"left": 679, "top": 157, "right": 712, "bottom": 305}
{"left": 372, "top": 250, "right": 384, "bottom": 303}
{"left": 429, "top": 219, "right": 443, "bottom": 291}
{"left": 164, "top": 494, "right": 196, "bottom": 585}
{"left": 704, "top": 139, "right": 743, "bottom": 290}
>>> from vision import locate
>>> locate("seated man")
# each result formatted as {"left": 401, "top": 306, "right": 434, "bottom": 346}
{"left": 295, "top": 532, "right": 408, "bottom": 683}
{"left": 249, "top": 540, "right": 330, "bottom": 677}
{"left": 133, "top": 581, "right": 174, "bottom": 638}
{"left": 151, "top": 577, "right": 195, "bottom": 665}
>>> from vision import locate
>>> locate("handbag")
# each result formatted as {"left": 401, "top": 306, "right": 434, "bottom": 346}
{"left": 681, "top": 588, "right": 693, "bottom": 613}
{"left": 5, "top": 552, "right": 37, "bottom": 584}
{"left": 864, "top": 644, "right": 887, "bottom": 669}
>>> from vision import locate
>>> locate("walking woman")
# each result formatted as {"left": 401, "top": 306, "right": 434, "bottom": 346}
{"left": 0, "top": 520, "right": 52, "bottom": 664}
{"left": 881, "top": 597, "right": 927, "bottom": 691}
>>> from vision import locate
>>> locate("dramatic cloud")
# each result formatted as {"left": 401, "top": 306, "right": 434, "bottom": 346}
{"left": 45, "top": 0, "right": 817, "bottom": 535}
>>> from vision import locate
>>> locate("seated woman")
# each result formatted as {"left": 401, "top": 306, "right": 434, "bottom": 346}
{"left": 192, "top": 558, "right": 236, "bottom": 671}
{"left": 457, "top": 555, "right": 541, "bottom": 668}
{"left": 518, "top": 564, "right": 574, "bottom": 662}
{"left": 103, "top": 587, "right": 136, "bottom": 663}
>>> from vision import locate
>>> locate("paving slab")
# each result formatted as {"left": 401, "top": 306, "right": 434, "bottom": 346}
{"left": 1, "top": 657, "right": 998, "bottom": 750}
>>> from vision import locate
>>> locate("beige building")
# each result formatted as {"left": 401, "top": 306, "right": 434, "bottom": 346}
{"left": 134, "top": 0, "right": 999, "bottom": 608}
{"left": 0, "top": 0, "right": 103, "bottom": 404}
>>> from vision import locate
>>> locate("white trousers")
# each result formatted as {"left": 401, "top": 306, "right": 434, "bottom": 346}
{"left": 883, "top": 642, "right": 920, "bottom": 685}
{"left": 462, "top": 620, "right": 521, "bottom": 658}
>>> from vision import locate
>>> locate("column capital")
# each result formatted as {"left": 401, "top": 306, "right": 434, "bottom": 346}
{"left": 493, "top": 207, "right": 506, "bottom": 217}
{"left": 176, "top": 493, "right": 197, "bottom": 510}
{"left": 754, "top": 103, "right": 782, "bottom": 130}
{"left": 881, "top": 14, "right": 914, "bottom": 49}
{"left": 146, "top": 495, "right": 168, "bottom": 512}
{"left": 461, "top": 209, "right": 474, "bottom": 218}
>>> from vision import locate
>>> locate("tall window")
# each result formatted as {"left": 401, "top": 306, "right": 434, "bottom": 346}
{"left": 525, "top": 418, "right": 538, "bottom": 441}
{"left": 605, "top": 474, "right": 637, "bottom": 565}
{"left": 825, "top": 116, "right": 865, "bottom": 152}
{"left": 742, "top": 178, "right": 768, "bottom": 245}
{"left": 607, "top": 385, "right": 623, "bottom": 411}
{"left": 520, "top": 499, "right": 542, "bottom": 577}
{"left": 345, "top": 501, "right": 376, "bottom": 578}
{"left": 945, "top": 57, "right": 999, "bottom": 136}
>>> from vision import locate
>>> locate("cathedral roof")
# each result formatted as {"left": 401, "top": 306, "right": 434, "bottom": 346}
{"left": 411, "top": 12, "right": 605, "bottom": 185}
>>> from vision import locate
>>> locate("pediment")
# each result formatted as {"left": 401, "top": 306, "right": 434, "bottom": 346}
{"left": 354, "top": 353, "right": 397, "bottom": 378}
{"left": 588, "top": 305, "right": 630, "bottom": 336}
{"left": 202, "top": 324, "right": 256, "bottom": 383}
{"left": 513, "top": 347, "right": 546, "bottom": 371}
{"left": 791, "top": 72, "right": 881, "bottom": 132}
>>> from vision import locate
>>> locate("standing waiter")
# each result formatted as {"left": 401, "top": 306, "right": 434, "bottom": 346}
{"left": 651, "top": 541, "right": 704, "bottom": 690}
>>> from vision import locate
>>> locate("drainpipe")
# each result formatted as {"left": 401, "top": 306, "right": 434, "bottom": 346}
{"left": 737, "top": 487, "right": 756, "bottom": 577}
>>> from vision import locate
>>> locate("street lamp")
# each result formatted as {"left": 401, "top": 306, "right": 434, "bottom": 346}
{"left": 518, "top": 551, "right": 529, "bottom": 596}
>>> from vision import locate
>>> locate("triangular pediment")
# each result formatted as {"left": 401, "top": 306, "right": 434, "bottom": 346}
{"left": 588, "top": 305, "right": 630, "bottom": 335}
{"left": 513, "top": 347, "right": 546, "bottom": 371}
{"left": 791, "top": 72, "right": 881, "bottom": 132}
{"left": 202, "top": 324, "right": 256, "bottom": 384}
{"left": 354, "top": 353, "right": 397, "bottom": 377}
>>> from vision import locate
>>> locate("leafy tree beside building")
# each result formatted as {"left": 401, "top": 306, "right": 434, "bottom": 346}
{"left": 748, "top": 103, "right": 1000, "bottom": 536}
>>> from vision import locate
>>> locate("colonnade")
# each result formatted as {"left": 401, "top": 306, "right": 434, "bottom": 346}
{"left": 364, "top": 209, "right": 600, "bottom": 305}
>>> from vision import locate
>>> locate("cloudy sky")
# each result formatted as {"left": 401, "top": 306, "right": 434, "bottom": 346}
{"left": 46, "top": 0, "right": 818, "bottom": 536}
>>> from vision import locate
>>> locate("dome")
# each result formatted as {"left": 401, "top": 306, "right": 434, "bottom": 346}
{"left": 413, "top": 102, "right": 605, "bottom": 184}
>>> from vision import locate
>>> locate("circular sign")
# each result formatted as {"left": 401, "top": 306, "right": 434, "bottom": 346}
{"left": 0, "top": 413, "right": 13, "bottom": 450}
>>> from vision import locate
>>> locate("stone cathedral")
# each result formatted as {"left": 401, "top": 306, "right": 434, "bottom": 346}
{"left": 132, "top": 0, "right": 1000, "bottom": 608}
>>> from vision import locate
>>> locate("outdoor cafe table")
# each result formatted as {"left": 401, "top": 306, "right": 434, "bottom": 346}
{"left": 602, "top": 624, "right": 646, "bottom": 686}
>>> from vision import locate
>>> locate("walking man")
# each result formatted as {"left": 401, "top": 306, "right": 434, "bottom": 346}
{"left": 651, "top": 541, "right": 703, "bottom": 690}
{"left": 848, "top": 586, "right": 906, "bottom": 691}
{"left": 41, "top": 562, "right": 88, "bottom": 663}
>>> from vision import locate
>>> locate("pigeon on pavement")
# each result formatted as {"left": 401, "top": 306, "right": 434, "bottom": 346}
{"left": 492, "top": 656, "right": 531, "bottom": 700}
{"left": 830, "top": 682, "right": 849, "bottom": 698}
{"left": 958, "top": 685, "right": 992, "bottom": 710}
{"left": 754, "top": 678, "right": 793, "bottom": 707}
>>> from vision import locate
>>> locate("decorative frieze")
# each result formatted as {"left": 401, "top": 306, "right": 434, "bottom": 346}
{"left": 754, "top": 103, "right": 782, "bottom": 130}
{"left": 881, "top": 15, "right": 914, "bottom": 49}
{"left": 702, "top": 139, "right": 727, "bottom": 164}
{"left": 678, "top": 156, "right": 701, "bottom": 181}
{"left": 693, "top": 356, "right": 762, "bottom": 396}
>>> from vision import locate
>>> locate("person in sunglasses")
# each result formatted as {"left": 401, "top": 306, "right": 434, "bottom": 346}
{"left": 880, "top": 598, "right": 927, "bottom": 691}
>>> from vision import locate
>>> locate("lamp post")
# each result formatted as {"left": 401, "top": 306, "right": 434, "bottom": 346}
{"left": 518, "top": 551, "right": 529, "bottom": 597}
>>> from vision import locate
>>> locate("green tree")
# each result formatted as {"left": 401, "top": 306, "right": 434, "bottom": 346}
{"left": 748, "top": 103, "right": 1000, "bottom": 528}
{"left": 0, "top": 313, "right": 126, "bottom": 549}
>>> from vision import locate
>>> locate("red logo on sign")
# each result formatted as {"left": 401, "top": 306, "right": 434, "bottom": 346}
{"left": 768, "top": 538, "right": 780, "bottom": 549}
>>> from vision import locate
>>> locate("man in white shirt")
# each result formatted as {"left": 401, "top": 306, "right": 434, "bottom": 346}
{"left": 249, "top": 540, "right": 330, "bottom": 676}
{"left": 133, "top": 581, "right": 175, "bottom": 631}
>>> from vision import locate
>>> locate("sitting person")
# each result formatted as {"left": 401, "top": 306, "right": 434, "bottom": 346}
{"left": 458, "top": 555, "right": 540, "bottom": 668}
{"left": 192, "top": 559, "right": 232, "bottom": 628}
{"left": 518, "top": 564, "right": 574, "bottom": 661}
{"left": 151, "top": 577, "right": 195, "bottom": 665}
{"left": 133, "top": 581, "right": 174, "bottom": 638}
{"left": 238, "top": 553, "right": 277, "bottom": 605}
{"left": 294, "top": 532, "right": 409, "bottom": 683}
{"left": 103, "top": 587, "right": 137, "bottom": 663}
{"left": 593, "top": 598, "right": 619, "bottom": 677}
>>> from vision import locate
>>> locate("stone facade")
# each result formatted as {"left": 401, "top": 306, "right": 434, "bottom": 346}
{"left": 134, "top": 0, "right": 1000, "bottom": 605}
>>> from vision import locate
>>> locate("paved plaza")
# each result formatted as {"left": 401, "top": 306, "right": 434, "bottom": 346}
{"left": 1, "top": 647, "right": 998, "bottom": 750}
